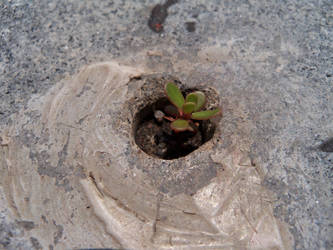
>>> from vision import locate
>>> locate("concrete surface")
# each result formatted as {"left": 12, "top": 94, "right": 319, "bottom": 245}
{"left": 0, "top": 0, "right": 332, "bottom": 249}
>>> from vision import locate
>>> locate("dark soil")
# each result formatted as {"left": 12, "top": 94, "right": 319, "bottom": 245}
{"left": 134, "top": 97, "right": 216, "bottom": 160}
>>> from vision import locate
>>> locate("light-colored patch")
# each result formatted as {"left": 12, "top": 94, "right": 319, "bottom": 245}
{"left": 198, "top": 45, "right": 232, "bottom": 63}
{"left": 1, "top": 60, "right": 294, "bottom": 249}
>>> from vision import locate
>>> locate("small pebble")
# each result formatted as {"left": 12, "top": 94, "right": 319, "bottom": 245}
{"left": 154, "top": 110, "right": 165, "bottom": 122}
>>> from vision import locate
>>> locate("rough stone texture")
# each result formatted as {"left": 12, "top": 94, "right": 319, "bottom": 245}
{"left": 0, "top": 0, "right": 332, "bottom": 249}
{"left": 0, "top": 62, "right": 294, "bottom": 249}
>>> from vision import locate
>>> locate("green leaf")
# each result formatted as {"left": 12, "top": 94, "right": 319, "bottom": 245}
{"left": 193, "top": 91, "right": 206, "bottom": 111}
{"left": 186, "top": 91, "right": 206, "bottom": 111}
{"left": 183, "top": 102, "right": 196, "bottom": 114}
{"left": 185, "top": 92, "right": 198, "bottom": 104}
{"left": 170, "top": 119, "right": 192, "bottom": 132}
{"left": 191, "top": 108, "right": 221, "bottom": 120}
{"left": 165, "top": 82, "right": 185, "bottom": 109}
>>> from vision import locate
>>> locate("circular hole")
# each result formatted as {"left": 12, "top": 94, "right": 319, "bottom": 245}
{"left": 133, "top": 89, "right": 218, "bottom": 160}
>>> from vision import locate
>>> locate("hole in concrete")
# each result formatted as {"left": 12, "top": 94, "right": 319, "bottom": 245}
{"left": 133, "top": 88, "right": 218, "bottom": 160}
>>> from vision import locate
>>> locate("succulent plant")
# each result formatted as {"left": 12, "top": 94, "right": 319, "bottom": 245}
{"left": 164, "top": 82, "right": 221, "bottom": 132}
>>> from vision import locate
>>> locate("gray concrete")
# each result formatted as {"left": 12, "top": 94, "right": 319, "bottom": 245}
{"left": 1, "top": 0, "right": 332, "bottom": 249}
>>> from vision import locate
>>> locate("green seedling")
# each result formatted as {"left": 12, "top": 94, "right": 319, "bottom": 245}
{"left": 164, "top": 82, "right": 221, "bottom": 132}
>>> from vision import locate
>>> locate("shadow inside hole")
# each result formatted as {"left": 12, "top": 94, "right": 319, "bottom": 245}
{"left": 133, "top": 94, "right": 216, "bottom": 160}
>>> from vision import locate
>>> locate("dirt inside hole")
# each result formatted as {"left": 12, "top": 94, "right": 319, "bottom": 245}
{"left": 134, "top": 89, "right": 217, "bottom": 160}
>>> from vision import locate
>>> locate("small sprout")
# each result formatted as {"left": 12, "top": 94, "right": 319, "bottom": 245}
{"left": 191, "top": 109, "right": 221, "bottom": 120}
{"left": 170, "top": 119, "right": 193, "bottom": 132}
{"left": 183, "top": 102, "right": 196, "bottom": 114}
{"left": 165, "top": 82, "right": 185, "bottom": 110}
{"left": 164, "top": 82, "right": 221, "bottom": 132}
{"left": 185, "top": 91, "right": 205, "bottom": 111}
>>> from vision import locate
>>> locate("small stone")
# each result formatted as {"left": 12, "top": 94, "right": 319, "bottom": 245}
{"left": 154, "top": 110, "right": 165, "bottom": 123}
